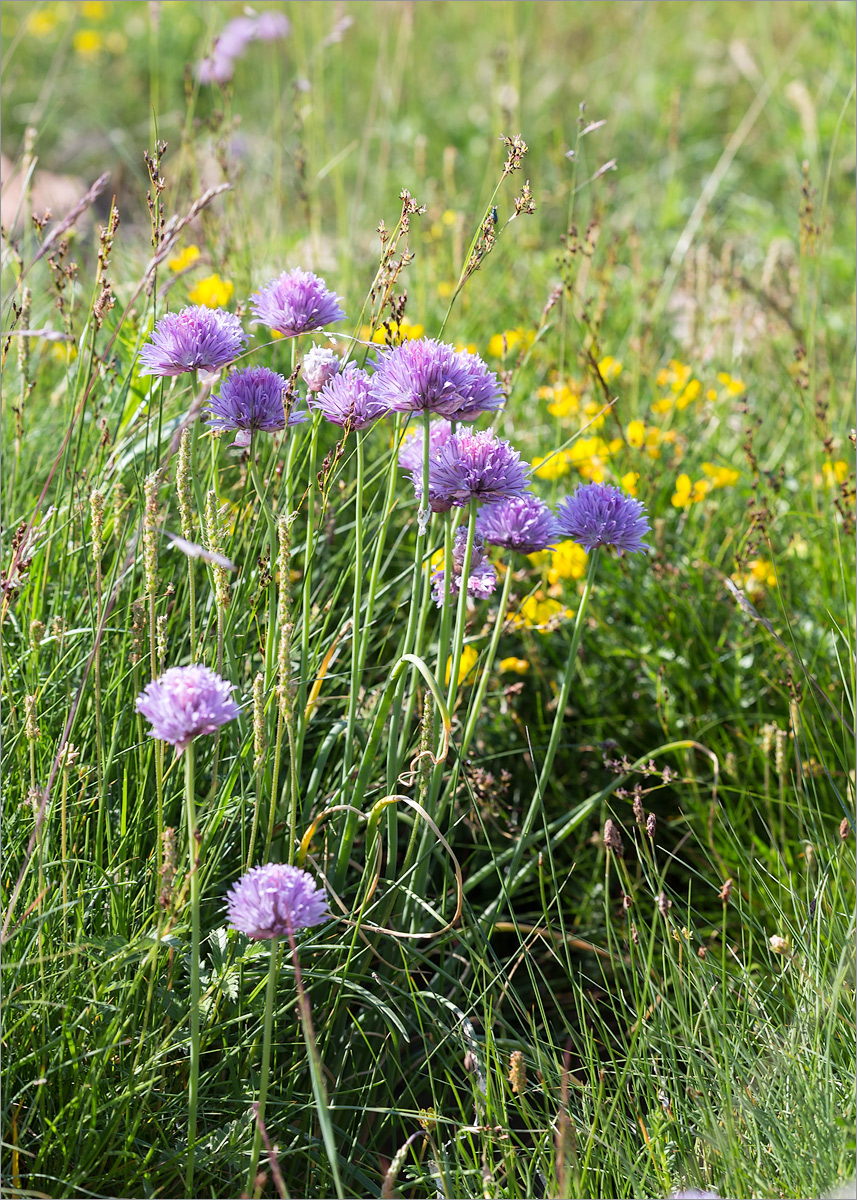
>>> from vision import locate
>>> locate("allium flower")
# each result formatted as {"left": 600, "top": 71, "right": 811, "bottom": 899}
{"left": 398, "top": 419, "right": 453, "bottom": 473}
{"left": 476, "top": 494, "right": 559, "bottom": 554}
{"left": 414, "top": 427, "right": 530, "bottom": 511}
{"left": 301, "top": 345, "right": 340, "bottom": 393}
{"left": 555, "top": 482, "right": 651, "bottom": 554}
{"left": 226, "top": 863, "right": 330, "bottom": 939}
{"left": 309, "top": 365, "right": 388, "bottom": 430}
{"left": 205, "top": 366, "right": 306, "bottom": 448}
{"left": 250, "top": 269, "right": 346, "bottom": 338}
{"left": 430, "top": 527, "right": 497, "bottom": 607}
{"left": 371, "top": 338, "right": 504, "bottom": 419}
{"left": 197, "top": 12, "right": 290, "bottom": 83}
{"left": 139, "top": 305, "right": 246, "bottom": 377}
{"left": 136, "top": 664, "right": 240, "bottom": 754}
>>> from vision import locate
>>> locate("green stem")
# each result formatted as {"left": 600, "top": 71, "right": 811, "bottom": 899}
{"left": 297, "top": 418, "right": 320, "bottom": 732}
{"left": 184, "top": 741, "right": 200, "bottom": 1196}
{"left": 343, "top": 429, "right": 365, "bottom": 784}
{"left": 444, "top": 498, "right": 479, "bottom": 715}
{"left": 248, "top": 444, "right": 278, "bottom": 687}
{"left": 247, "top": 936, "right": 280, "bottom": 1198}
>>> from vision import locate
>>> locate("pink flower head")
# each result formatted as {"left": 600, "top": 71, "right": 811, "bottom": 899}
{"left": 250, "top": 269, "right": 346, "bottom": 338}
{"left": 138, "top": 305, "right": 246, "bottom": 377}
{"left": 226, "top": 863, "right": 330, "bottom": 940}
{"left": 136, "top": 665, "right": 240, "bottom": 754}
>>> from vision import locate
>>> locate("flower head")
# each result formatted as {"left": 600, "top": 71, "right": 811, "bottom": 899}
{"left": 371, "top": 338, "right": 504, "bottom": 420}
{"left": 197, "top": 12, "right": 290, "bottom": 83}
{"left": 301, "top": 345, "right": 340, "bottom": 393}
{"left": 476, "top": 494, "right": 558, "bottom": 554}
{"left": 226, "top": 863, "right": 330, "bottom": 939}
{"left": 398, "top": 419, "right": 453, "bottom": 474}
{"left": 414, "top": 427, "right": 530, "bottom": 511}
{"left": 430, "top": 527, "right": 497, "bottom": 606}
{"left": 136, "top": 664, "right": 240, "bottom": 754}
{"left": 250, "top": 269, "right": 346, "bottom": 338}
{"left": 555, "top": 482, "right": 650, "bottom": 554}
{"left": 139, "top": 305, "right": 246, "bottom": 377}
{"left": 309, "top": 364, "right": 388, "bottom": 430}
{"left": 205, "top": 366, "right": 306, "bottom": 448}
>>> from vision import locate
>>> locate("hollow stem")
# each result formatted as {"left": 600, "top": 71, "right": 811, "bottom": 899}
{"left": 184, "top": 741, "right": 201, "bottom": 1196}
{"left": 247, "top": 936, "right": 280, "bottom": 1198}
{"left": 343, "top": 428, "right": 365, "bottom": 784}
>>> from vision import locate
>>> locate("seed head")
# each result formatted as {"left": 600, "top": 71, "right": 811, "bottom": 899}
{"left": 603, "top": 818, "right": 624, "bottom": 854}
{"left": 508, "top": 1050, "right": 526, "bottom": 1095}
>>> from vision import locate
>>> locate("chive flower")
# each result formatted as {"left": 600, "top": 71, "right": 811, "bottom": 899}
{"left": 138, "top": 305, "right": 247, "bottom": 377}
{"left": 301, "top": 345, "right": 340, "bottom": 393}
{"left": 475, "top": 493, "right": 559, "bottom": 554}
{"left": 371, "top": 338, "right": 503, "bottom": 419}
{"left": 413, "top": 427, "right": 530, "bottom": 511}
{"left": 136, "top": 665, "right": 240, "bottom": 754}
{"left": 430, "top": 527, "right": 497, "bottom": 607}
{"left": 555, "top": 482, "right": 651, "bottom": 554}
{"left": 250, "top": 269, "right": 346, "bottom": 338}
{"left": 397, "top": 418, "right": 453, "bottom": 474}
{"left": 206, "top": 365, "right": 308, "bottom": 447}
{"left": 226, "top": 863, "right": 330, "bottom": 939}
{"left": 308, "top": 364, "right": 389, "bottom": 430}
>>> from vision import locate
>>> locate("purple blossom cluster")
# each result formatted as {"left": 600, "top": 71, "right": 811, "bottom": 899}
{"left": 206, "top": 366, "right": 307, "bottom": 447}
{"left": 555, "top": 482, "right": 651, "bottom": 554}
{"left": 476, "top": 494, "right": 559, "bottom": 555}
{"left": 251, "top": 270, "right": 346, "bottom": 339}
{"left": 430, "top": 527, "right": 497, "bottom": 607}
{"left": 197, "top": 11, "right": 291, "bottom": 85}
{"left": 136, "top": 665, "right": 240, "bottom": 754}
{"left": 226, "top": 863, "right": 330, "bottom": 939}
{"left": 413, "top": 427, "right": 530, "bottom": 512}
{"left": 301, "top": 345, "right": 341, "bottom": 393}
{"left": 139, "top": 306, "right": 246, "bottom": 377}
{"left": 371, "top": 338, "right": 503, "bottom": 420}
{"left": 309, "top": 365, "right": 389, "bottom": 430}
{"left": 397, "top": 419, "right": 453, "bottom": 473}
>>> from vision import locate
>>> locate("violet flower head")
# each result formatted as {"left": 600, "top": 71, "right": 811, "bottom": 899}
{"left": 205, "top": 366, "right": 306, "bottom": 448}
{"left": 555, "top": 482, "right": 651, "bottom": 554}
{"left": 226, "top": 863, "right": 330, "bottom": 940}
{"left": 136, "top": 665, "right": 240, "bottom": 754}
{"left": 138, "top": 305, "right": 247, "bottom": 377}
{"left": 197, "top": 12, "right": 290, "bottom": 83}
{"left": 250, "top": 269, "right": 346, "bottom": 338}
{"left": 414, "top": 427, "right": 530, "bottom": 511}
{"left": 371, "top": 338, "right": 504, "bottom": 420}
{"left": 476, "top": 494, "right": 559, "bottom": 554}
{"left": 430, "top": 527, "right": 497, "bottom": 607}
{"left": 309, "top": 364, "right": 388, "bottom": 430}
{"left": 398, "top": 419, "right": 453, "bottom": 474}
{"left": 254, "top": 12, "right": 291, "bottom": 41}
{"left": 301, "top": 345, "right": 340, "bottom": 393}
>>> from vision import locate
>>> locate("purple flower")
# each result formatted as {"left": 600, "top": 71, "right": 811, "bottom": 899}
{"left": 197, "top": 12, "right": 290, "bottom": 83}
{"left": 250, "top": 269, "right": 346, "bottom": 338}
{"left": 301, "top": 345, "right": 340, "bottom": 393}
{"left": 254, "top": 12, "right": 291, "bottom": 41}
{"left": 430, "top": 527, "right": 497, "bottom": 607}
{"left": 414, "top": 427, "right": 530, "bottom": 511}
{"left": 205, "top": 366, "right": 306, "bottom": 448}
{"left": 475, "top": 494, "right": 559, "bottom": 554}
{"left": 216, "top": 15, "right": 258, "bottom": 57}
{"left": 226, "top": 863, "right": 330, "bottom": 939}
{"left": 555, "top": 482, "right": 651, "bottom": 554}
{"left": 196, "top": 53, "right": 234, "bottom": 84}
{"left": 309, "top": 364, "right": 389, "bottom": 430}
{"left": 398, "top": 419, "right": 453, "bottom": 473}
{"left": 136, "top": 665, "right": 240, "bottom": 754}
{"left": 139, "top": 305, "right": 247, "bottom": 377}
{"left": 371, "top": 338, "right": 504, "bottom": 419}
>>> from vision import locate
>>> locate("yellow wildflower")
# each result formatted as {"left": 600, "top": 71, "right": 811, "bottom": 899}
{"left": 706, "top": 388, "right": 718, "bottom": 401}
{"left": 441, "top": 209, "right": 457, "bottom": 226}
{"left": 73, "top": 29, "right": 103, "bottom": 57}
{"left": 499, "top": 657, "right": 530, "bottom": 674}
{"left": 732, "top": 560, "right": 778, "bottom": 596}
{"left": 650, "top": 397, "right": 674, "bottom": 415}
{"left": 717, "top": 372, "right": 746, "bottom": 396}
{"left": 532, "top": 452, "right": 570, "bottom": 481}
{"left": 582, "top": 398, "right": 606, "bottom": 431}
{"left": 446, "top": 644, "right": 479, "bottom": 686}
{"left": 189, "top": 273, "right": 234, "bottom": 308}
{"left": 168, "top": 244, "right": 201, "bottom": 273}
{"left": 620, "top": 471, "right": 639, "bottom": 496}
{"left": 626, "top": 419, "right": 646, "bottom": 448}
{"left": 370, "top": 319, "right": 423, "bottom": 344}
{"left": 546, "top": 381, "right": 582, "bottom": 419}
{"left": 671, "top": 474, "right": 709, "bottom": 508}
{"left": 676, "top": 378, "right": 701, "bottom": 409}
{"left": 437, "top": 281, "right": 454, "bottom": 299}
{"left": 545, "top": 540, "right": 587, "bottom": 584}
{"left": 511, "top": 592, "right": 574, "bottom": 632}
{"left": 487, "top": 328, "right": 534, "bottom": 358}
{"left": 822, "top": 460, "right": 848, "bottom": 487}
{"left": 701, "top": 462, "right": 740, "bottom": 489}
{"left": 598, "top": 355, "right": 623, "bottom": 382}
{"left": 80, "top": 1, "right": 109, "bottom": 18}
{"left": 454, "top": 340, "right": 477, "bottom": 354}
{"left": 28, "top": 10, "right": 58, "bottom": 35}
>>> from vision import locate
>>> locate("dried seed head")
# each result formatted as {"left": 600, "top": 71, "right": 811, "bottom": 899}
{"left": 630, "top": 922, "right": 639, "bottom": 945}
{"left": 59, "top": 742, "right": 80, "bottom": 770}
{"left": 24, "top": 694, "right": 40, "bottom": 741}
{"left": 632, "top": 786, "right": 645, "bottom": 825}
{"left": 774, "top": 728, "right": 788, "bottom": 776}
{"left": 839, "top": 817, "right": 851, "bottom": 841}
{"left": 603, "top": 818, "right": 624, "bottom": 854}
{"left": 156, "top": 613, "right": 168, "bottom": 672}
{"left": 697, "top": 945, "right": 707, "bottom": 959}
{"left": 657, "top": 891, "right": 671, "bottom": 917}
{"left": 252, "top": 673, "right": 266, "bottom": 772}
{"left": 29, "top": 619, "right": 45, "bottom": 650}
{"left": 159, "top": 826, "right": 177, "bottom": 909}
{"left": 204, "top": 490, "right": 230, "bottom": 609}
{"left": 130, "top": 598, "right": 147, "bottom": 665}
{"left": 645, "top": 812, "right": 656, "bottom": 838}
{"left": 143, "top": 471, "right": 161, "bottom": 598}
{"left": 28, "top": 786, "right": 43, "bottom": 814}
{"left": 90, "top": 489, "right": 105, "bottom": 563}
{"left": 718, "top": 878, "right": 733, "bottom": 905}
{"left": 508, "top": 1050, "right": 526, "bottom": 1095}
{"left": 176, "top": 427, "right": 194, "bottom": 539}
{"left": 17, "top": 287, "right": 32, "bottom": 378}
{"left": 760, "top": 721, "right": 777, "bottom": 758}
{"left": 622, "top": 893, "right": 633, "bottom": 909}
{"left": 51, "top": 615, "right": 66, "bottom": 645}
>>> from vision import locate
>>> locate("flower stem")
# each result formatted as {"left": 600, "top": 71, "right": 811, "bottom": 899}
{"left": 184, "top": 741, "right": 201, "bottom": 1196}
{"left": 342, "top": 429, "right": 365, "bottom": 785}
{"left": 444, "top": 498, "right": 479, "bottom": 714}
{"left": 247, "top": 936, "right": 280, "bottom": 1198}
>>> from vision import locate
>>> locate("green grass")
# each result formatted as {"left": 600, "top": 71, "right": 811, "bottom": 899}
{"left": 2, "top": 2, "right": 855, "bottom": 1198}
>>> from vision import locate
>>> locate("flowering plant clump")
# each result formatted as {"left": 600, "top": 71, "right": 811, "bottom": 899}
{"left": 138, "top": 305, "right": 247, "bottom": 377}
{"left": 430, "top": 527, "right": 497, "bottom": 606}
{"left": 371, "top": 338, "right": 504, "bottom": 419}
{"left": 414, "top": 427, "right": 530, "bottom": 511}
{"left": 309, "top": 364, "right": 389, "bottom": 430}
{"left": 206, "top": 366, "right": 307, "bottom": 447}
{"left": 398, "top": 418, "right": 453, "bottom": 473}
{"left": 555, "top": 482, "right": 651, "bottom": 554}
{"left": 301, "top": 345, "right": 341, "bottom": 393}
{"left": 226, "top": 863, "right": 330, "bottom": 939}
{"left": 476, "top": 493, "right": 559, "bottom": 554}
{"left": 136, "top": 665, "right": 240, "bottom": 753}
{"left": 250, "top": 269, "right": 346, "bottom": 338}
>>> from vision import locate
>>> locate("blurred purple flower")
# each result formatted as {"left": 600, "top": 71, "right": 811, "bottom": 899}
{"left": 555, "top": 482, "right": 651, "bottom": 554}
{"left": 430, "top": 526, "right": 497, "bottom": 607}
{"left": 226, "top": 863, "right": 330, "bottom": 940}
{"left": 196, "top": 53, "right": 234, "bottom": 85}
{"left": 371, "top": 338, "right": 503, "bottom": 420}
{"left": 475, "top": 494, "right": 559, "bottom": 554}
{"left": 413, "top": 427, "right": 530, "bottom": 511}
{"left": 398, "top": 418, "right": 453, "bottom": 473}
{"left": 139, "top": 305, "right": 246, "bottom": 377}
{"left": 309, "top": 364, "right": 388, "bottom": 430}
{"left": 197, "top": 11, "right": 290, "bottom": 84}
{"left": 205, "top": 366, "right": 306, "bottom": 448}
{"left": 250, "top": 269, "right": 346, "bottom": 338}
{"left": 136, "top": 665, "right": 240, "bottom": 754}
{"left": 254, "top": 12, "right": 291, "bottom": 41}
{"left": 301, "top": 345, "right": 340, "bottom": 393}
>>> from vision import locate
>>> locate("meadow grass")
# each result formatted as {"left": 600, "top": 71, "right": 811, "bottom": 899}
{"left": 1, "top": 3, "right": 855, "bottom": 1198}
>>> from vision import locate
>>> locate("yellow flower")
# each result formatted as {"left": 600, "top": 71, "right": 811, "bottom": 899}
{"left": 626, "top": 419, "right": 646, "bottom": 448}
{"left": 706, "top": 388, "right": 718, "bottom": 401}
{"left": 676, "top": 378, "right": 701, "bottom": 409}
{"left": 370, "top": 319, "right": 423, "bottom": 345}
{"left": 168, "top": 244, "right": 201, "bottom": 273}
{"left": 749, "top": 559, "right": 777, "bottom": 588}
{"left": 598, "top": 355, "right": 623, "bottom": 382}
{"left": 717, "top": 372, "right": 746, "bottom": 396}
{"left": 454, "top": 340, "right": 477, "bottom": 354}
{"left": 437, "top": 281, "right": 454, "bottom": 299}
{"left": 546, "top": 382, "right": 582, "bottom": 419}
{"left": 499, "top": 657, "right": 530, "bottom": 674}
{"left": 532, "top": 452, "right": 570, "bottom": 481}
{"left": 701, "top": 462, "right": 740, "bottom": 489}
{"left": 73, "top": 29, "right": 103, "bottom": 57}
{"left": 28, "top": 10, "right": 58, "bottom": 35}
{"left": 650, "top": 397, "right": 674, "bottom": 415}
{"left": 446, "top": 644, "right": 479, "bottom": 686}
{"left": 80, "top": 1, "right": 109, "bottom": 17}
{"left": 189, "top": 273, "right": 234, "bottom": 308}
{"left": 582, "top": 398, "right": 606, "bottom": 431}
{"left": 511, "top": 592, "right": 574, "bottom": 632}
{"left": 822, "top": 460, "right": 849, "bottom": 487}
{"left": 671, "top": 474, "right": 709, "bottom": 508}
{"left": 620, "top": 471, "right": 639, "bottom": 496}
{"left": 546, "top": 540, "right": 587, "bottom": 584}
{"left": 487, "top": 328, "right": 534, "bottom": 358}
{"left": 441, "top": 209, "right": 457, "bottom": 226}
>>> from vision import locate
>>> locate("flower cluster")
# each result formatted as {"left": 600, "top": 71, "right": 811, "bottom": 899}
{"left": 136, "top": 665, "right": 240, "bottom": 754}
{"left": 371, "top": 338, "right": 503, "bottom": 421}
{"left": 301, "top": 345, "right": 340, "bottom": 393}
{"left": 206, "top": 366, "right": 307, "bottom": 448}
{"left": 251, "top": 269, "right": 346, "bottom": 338}
{"left": 555, "top": 483, "right": 650, "bottom": 555}
{"left": 309, "top": 365, "right": 388, "bottom": 430}
{"left": 413, "top": 427, "right": 530, "bottom": 512}
{"left": 430, "top": 527, "right": 497, "bottom": 607}
{"left": 226, "top": 863, "right": 330, "bottom": 939}
{"left": 139, "top": 306, "right": 246, "bottom": 377}
{"left": 398, "top": 419, "right": 453, "bottom": 474}
{"left": 476, "top": 494, "right": 558, "bottom": 555}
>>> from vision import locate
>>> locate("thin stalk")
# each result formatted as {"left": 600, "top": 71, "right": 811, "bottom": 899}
{"left": 444, "top": 498, "right": 479, "bottom": 715}
{"left": 264, "top": 706, "right": 285, "bottom": 863}
{"left": 343, "top": 429, "right": 365, "bottom": 784}
{"left": 247, "top": 936, "right": 280, "bottom": 1198}
{"left": 247, "top": 445, "right": 278, "bottom": 687}
{"left": 297, "top": 417, "right": 320, "bottom": 729}
{"left": 184, "top": 741, "right": 201, "bottom": 1196}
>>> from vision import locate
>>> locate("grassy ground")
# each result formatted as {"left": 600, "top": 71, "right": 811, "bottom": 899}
{"left": 1, "top": 3, "right": 855, "bottom": 1198}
